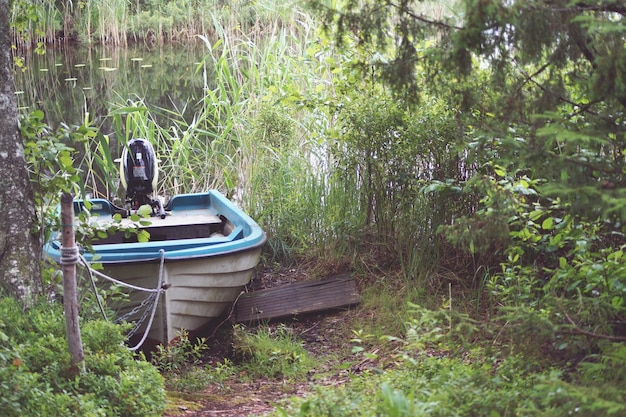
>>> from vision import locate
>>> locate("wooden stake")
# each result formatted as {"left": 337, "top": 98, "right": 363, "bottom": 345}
{"left": 60, "top": 192, "right": 85, "bottom": 371}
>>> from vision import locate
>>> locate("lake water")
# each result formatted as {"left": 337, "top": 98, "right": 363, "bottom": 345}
{"left": 14, "top": 41, "right": 209, "bottom": 130}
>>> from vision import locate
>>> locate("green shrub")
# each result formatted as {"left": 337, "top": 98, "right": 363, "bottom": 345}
{"left": 151, "top": 330, "right": 208, "bottom": 374}
{"left": 0, "top": 297, "right": 165, "bottom": 417}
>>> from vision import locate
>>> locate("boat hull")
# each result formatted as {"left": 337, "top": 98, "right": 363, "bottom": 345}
{"left": 107, "top": 246, "right": 262, "bottom": 345}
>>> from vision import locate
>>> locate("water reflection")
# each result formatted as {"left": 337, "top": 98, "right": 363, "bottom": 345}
{"left": 14, "top": 42, "right": 209, "bottom": 130}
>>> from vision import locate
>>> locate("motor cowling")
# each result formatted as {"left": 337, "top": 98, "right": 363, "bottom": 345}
{"left": 120, "top": 138, "right": 159, "bottom": 208}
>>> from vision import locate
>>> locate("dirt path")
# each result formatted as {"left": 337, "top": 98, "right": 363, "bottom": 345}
{"left": 165, "top": 268, "right": 361, "bottom": 417}
{"left": 165, "top": 314, "right": 356, "bottom": 417}
{"left": 167, "top": 378, "right": 311, "bottom": 416}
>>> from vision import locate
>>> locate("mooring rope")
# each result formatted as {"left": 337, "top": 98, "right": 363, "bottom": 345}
{"left": 60, "top": 246, "right": 80, "bottom": 265}
{"left": 79, "top": 255, "right": 109, "bottom": 322}
{"left": 75, "top": 248, "right": 167, "bottom": 351}
{"left": 87, "top": 264, "right": 164, "bottom": 293}
{"left": 126, "top": 249, "right": 166, "bottom": 352}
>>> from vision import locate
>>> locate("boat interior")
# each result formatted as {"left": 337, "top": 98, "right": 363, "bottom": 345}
{"left": 75, "top": 199, "right": 239, "bottom": 244}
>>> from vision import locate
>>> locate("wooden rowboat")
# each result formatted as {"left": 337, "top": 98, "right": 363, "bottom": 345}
{"left": 44, "top": 190, "right": 266, "bottom": 347}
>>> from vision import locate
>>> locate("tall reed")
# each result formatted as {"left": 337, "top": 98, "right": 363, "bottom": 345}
{"left": 13, "top": 0, "right": 288, "bottom": 46}
{"left": 75, "top": 0, "right": 471, "bottom": 275}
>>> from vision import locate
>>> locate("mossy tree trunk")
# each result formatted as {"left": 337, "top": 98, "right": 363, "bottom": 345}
{"left": 0, "top": 0, "right": 41, "bottom": 301}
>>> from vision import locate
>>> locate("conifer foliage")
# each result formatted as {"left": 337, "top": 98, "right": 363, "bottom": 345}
{"left": 314, "top": 0, "right": 626, "bottom": 219}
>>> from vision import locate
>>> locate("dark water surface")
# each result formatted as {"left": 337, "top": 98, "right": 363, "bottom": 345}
{"left": 14, "top": 42, "right": 209, "bottom": 130}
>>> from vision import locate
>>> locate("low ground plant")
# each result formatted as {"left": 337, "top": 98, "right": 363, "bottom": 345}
{"left": 232, "top": 323, "right": 315, "bottom": 380}
{"left": 151, "top": 330, "right": 208, "bottom": 374}
{"left": 150, "top": 330, "right": 227, "bottom": 393}
{"left": 163, "top": 358, "right": 235, "bottom": 393}
{"left": 273, "top": 304, "right": 626, "bottom": 417}
{"left": 0, "top": 297, "right": 165, "bottom": 417}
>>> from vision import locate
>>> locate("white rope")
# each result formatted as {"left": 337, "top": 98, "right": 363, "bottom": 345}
{"left": 60, "top": 246, "right": 80, "bottom": 265}
{"left": 76, "top": 249, "right": 167, "bottom": 351}
{"left": 128, "top": 249, "right": 166, "bottom": 351}
{"left": 84, "top": 260, "right": 163, "bottom": 293}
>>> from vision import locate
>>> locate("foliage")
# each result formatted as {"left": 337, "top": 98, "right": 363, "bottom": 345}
{"left": 13, "top": 1, "right": 626, "bottom": 414}
{"left": 331, "top": 87, "right": 470, "bottom": 277}
{"left": 166, "top": 358, "right": 235, "bottom": 393}
{"left": 232, "top": 324, "right": 314, "bottom": 380}
{"left": 151, "top": 330, "right": 208, "bottom": 374}
{"left": 19, "top": 109, "right": 80, "bottom": 232}
{"left": 307, "top": 0, "right": 626, "bottom": 398}
{"left": 277, "top": 353, "right": 626, "bottom": 416}
{"left": 433, "top": 164, "right": 626, "bottom": 359}
{"left": 150, "top": 330, "right": 222, "bottom": 393}
{"left": 0, "top": 297, "right": 165, "bottom": 416}
{"left": 315, "top": 0, "right": 626, "bottom": 220}
{"left": 274, "top": 305, "right": 626, "bottom": 417}
{"left": 19, "top": 109, "right": 105, "bottom": 293}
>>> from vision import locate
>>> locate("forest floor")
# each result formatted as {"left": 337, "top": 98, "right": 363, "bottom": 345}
{"left": 164, "top": 266, "right": 370, "bottom": 417}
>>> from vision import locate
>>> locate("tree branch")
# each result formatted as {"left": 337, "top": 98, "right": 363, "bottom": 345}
{"left": 514, "top": 62, "right": 607, "bottom": 116}
{"left": 563, "top": 310, "right": 626, "bottom": 342}
{"left": 573, "top": 2, "right": 626, "bottom": 15}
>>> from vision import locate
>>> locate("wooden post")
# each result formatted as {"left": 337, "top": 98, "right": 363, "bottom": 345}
{"left": 60, "top": 192, "right": 85, "bottom": 371}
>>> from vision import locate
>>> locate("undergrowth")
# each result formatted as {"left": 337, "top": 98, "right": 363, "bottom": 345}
{"left": 273, "top": 303, "right": 626, "bottom": 417}
{"left": 232, "top": 324, "right": 315, "bottom": 381}
{"left": 0, "top": 297, "right": 165, "bottom": 417}
{"left": 153, "top": 323, "right": 314, "bottom": 395}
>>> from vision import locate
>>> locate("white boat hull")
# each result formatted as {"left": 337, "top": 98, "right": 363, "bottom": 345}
{"left": 103, "top": 246, "right": 263, "bottom": 345}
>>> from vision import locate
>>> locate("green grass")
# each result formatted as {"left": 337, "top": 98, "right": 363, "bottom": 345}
{"left": 232, "top": 324, "right": 315, "bottom": 380}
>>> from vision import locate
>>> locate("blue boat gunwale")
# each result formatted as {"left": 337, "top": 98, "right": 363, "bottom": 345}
{"left": 43, "top": 190, "right": 266, "bottom": 264}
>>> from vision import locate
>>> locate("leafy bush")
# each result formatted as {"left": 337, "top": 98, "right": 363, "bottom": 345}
{"left": 435, "top": 164, "right": 626, "bottom": 361}
{"left": 0, "top": 297, "right": 165, "bottom": 417}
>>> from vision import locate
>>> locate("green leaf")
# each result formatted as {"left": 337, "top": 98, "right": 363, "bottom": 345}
{"left": 32, "top": 109, "right": 45, "bottom": 121}
{"left": 137, "top": 230, "right": 150, "bottom": 243}
{"left": 138, "top": 205, "right": 152, "bottom": 217}
{"left": 493, "top": 165, "right": 506, "bottom": 177}
{"left": 541, "top": 217, "right": 554, "bottom": 230}
{"left": 529, "top": 210, "right": 544, "bottom": 221}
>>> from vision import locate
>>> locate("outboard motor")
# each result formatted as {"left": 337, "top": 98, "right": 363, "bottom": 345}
{"left": 119, "top": 138, "right": 166, "bottom": 218}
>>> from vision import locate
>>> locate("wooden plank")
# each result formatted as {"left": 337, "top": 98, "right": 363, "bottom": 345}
{"left": 233, "top": 273, "right": 361, "bottom": 323}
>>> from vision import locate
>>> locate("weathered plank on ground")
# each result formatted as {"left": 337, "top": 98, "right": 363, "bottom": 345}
{"left": 233, "top": 273, "right": 361, "bottom": 323}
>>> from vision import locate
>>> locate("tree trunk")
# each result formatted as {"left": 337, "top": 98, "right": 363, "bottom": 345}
{"left": 0, "top": 0, "right": 41, "bottom": 300}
